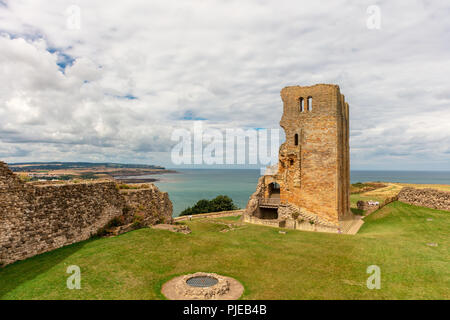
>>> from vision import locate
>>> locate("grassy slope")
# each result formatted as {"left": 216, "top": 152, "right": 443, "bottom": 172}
{"left": 0, "top": 202, "right": 448, "bottom": 300}
{"left": 395, "top": 183, "right": 450, "bottom": 192}
{"left": 351, "top": 182, "right": 450, "bottom": 208}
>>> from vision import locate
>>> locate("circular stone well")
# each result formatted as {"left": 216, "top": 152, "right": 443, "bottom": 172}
{"left": 161, "top": 272, "right": 244, "bottom": 300}
{"left": 186, "top": 276, "right": 219, "bottom": 288}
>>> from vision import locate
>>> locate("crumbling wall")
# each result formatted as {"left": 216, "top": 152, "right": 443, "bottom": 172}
{"left": 244, "top": 176, "right": 265, "bottom": 217}
{"left": 0, "top": 162, "right": 173, "bottom": 266}
{"left": 0, "top": 178, "right": 124, "bottom": 266}
{"left": 120, "top": 186, "right": 173, "bottom": 226}
{"left": 244, "top": 84, "right": 351, "bottom": 229}
{"left": 356, "top": 200, "right": 379, "bottom": 215}
{"left": 398, "top": 187, "right": 450, "bottom": 211}
{"left": 278, "top": 84, "right": 351, "bottom": 224}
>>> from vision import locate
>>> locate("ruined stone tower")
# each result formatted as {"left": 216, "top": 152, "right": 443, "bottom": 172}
{"left": 244, "top": 84, "right": 354, "bottom": 233}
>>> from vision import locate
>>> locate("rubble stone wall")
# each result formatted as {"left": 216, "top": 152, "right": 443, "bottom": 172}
{"left": 120, "top": 186, "right": 173, "bottom": 225}
{"left": 0, "top": 162, "right": 172, "bottom": 266}
{"left": 398, "top": 187, "right": 450, "bottom": 211}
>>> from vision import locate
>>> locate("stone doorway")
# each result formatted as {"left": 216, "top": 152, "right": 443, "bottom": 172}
{"left": 258, "top": 207, "right": 278, "bottom": 220}
{"left": 268, "top": 182, "right": 280, "bottom": 198}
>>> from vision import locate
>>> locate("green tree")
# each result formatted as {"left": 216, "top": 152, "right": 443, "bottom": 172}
{"left": 180, "top": 195, "right": 238, "bottom": 216}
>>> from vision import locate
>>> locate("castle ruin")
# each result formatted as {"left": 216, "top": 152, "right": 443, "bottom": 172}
{"left": 0, "top": 161, "right": 173, "bottom": 267}
{"left": 244, "top": 84, "right": 358, "bottom": 233}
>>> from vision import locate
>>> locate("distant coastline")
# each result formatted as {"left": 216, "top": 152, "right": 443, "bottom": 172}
{"left": 114, "top": 170, "right": 179, "bottom": 183}
{"left": 7, "top": 161, "right": 177, "bottom": 183}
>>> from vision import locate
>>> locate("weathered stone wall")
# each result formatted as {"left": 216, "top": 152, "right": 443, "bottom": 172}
{"left": 398, "top": 187, "right": 450, "bottom": 211}
{"left": 0, "top": 161, "right": 173, "bottom": 266}
{"left": 245, "top": 176, "right": 265, "bottom": 217}
{"left": 244, "top": 84, "right": 351, "bottom": 229}
{"left": 120, "top": 186, "right": 173, "bottom": 225}
{"left": 174, "top": 209, "right": 244, "bottom": 221}
{"left": 1, "top": 182, "right": 124, "bottom": 266}
{"left": 356, "top": 200, "right": 379, "bottom": 214}
{"left": 278, "top": 84, "right": 351, "bottom": 223}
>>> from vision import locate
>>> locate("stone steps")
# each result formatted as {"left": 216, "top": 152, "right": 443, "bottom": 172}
{"left": 296, "top": 209, "right": 337, "bottom": 228}
{"left": 340, "top": 218, "right": 364, "bottom": 235}
{"left": 259, "top": 204, "right": 279, "bottom": 209}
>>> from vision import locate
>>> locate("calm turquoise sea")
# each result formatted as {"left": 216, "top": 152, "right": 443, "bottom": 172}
{"left": 139, "top": 169, "right": 450, "bottom": 216}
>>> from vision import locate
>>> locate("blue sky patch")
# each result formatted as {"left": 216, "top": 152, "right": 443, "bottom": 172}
{"left": 182, "top": 110, "right": 207, "bottom": 121}
{"left": 109, "top": 94, "right": 138, "bottom": 100}
{"left": 47, "top": 47, "right": 75, "bottom": 73}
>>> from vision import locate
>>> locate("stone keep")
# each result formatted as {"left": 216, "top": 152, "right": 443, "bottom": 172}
{"left": 244, "top": 84, "right": 352, "bottom": 231}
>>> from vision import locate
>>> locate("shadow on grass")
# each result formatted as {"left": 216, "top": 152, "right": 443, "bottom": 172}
{"left": 0, "top": 240, "right": 87, "bottom": 299}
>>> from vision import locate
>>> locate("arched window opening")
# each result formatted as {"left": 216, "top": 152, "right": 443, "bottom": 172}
{"left": 268, "top": 182, "right": 280, "bottom": 196}
{"left": 307, "top": 96, "right": 312, "bottom": 111}
{"left": 294, "top": 133, "right": 299, "bottom": 146}
{"left": 299, "top": 97, "right": 304, "bottom": 112}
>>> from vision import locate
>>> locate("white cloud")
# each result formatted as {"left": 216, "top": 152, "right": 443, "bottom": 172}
{"left": 0, "top": 0, "right": 449, "bottom": 169}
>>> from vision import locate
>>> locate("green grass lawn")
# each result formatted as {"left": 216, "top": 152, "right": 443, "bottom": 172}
{"left": 1, "top": 202, "right": 449, "bottom": 300}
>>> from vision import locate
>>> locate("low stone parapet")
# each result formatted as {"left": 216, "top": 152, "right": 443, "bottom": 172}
{"left": 173, "top": 209, "right": 244, "bottom": 221}
{"left": 398, "top": 187, "right": 450, "bottom": 211}
{"left": 356, "top": 200, "right": 379, "bottom": 214}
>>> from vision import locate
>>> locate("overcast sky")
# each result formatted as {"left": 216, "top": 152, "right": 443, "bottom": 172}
{"left": 0, "top": 0, "right": 449, "bottom": 170}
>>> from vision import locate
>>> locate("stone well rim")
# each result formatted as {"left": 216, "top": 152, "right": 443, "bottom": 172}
{"left": 161, "top": 272, "right": 244, "bottom": 300}
{"left": 186, "top": 275, "right": 219, "bottom": 288}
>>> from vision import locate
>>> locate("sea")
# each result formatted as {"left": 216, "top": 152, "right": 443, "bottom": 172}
{"left": 133, "top": 169, "right": 450, "bottom": 217}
